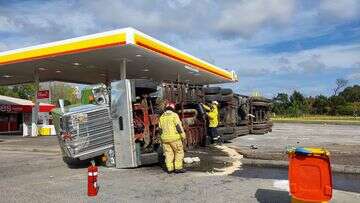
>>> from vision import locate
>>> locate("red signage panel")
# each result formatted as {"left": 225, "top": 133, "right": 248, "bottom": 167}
{"left": 0, "top": 104, "right": 24, "bottom": 112}
{"left": 37, "top": 90, "right": 50, "bottom": 99}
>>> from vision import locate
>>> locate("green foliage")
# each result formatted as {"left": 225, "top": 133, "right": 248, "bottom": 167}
{"left": 0, "top": 84, "right": 36, "bottom": 100}
{"left": 272, "top": 85, "right": 360, "bottom": 117}
{"left": 50, "top": 82, "right": 79, "bottom": 106}
{"left": 0, "top": 82, "right": 79, "bottom": 106}
{"left": 272, "top": 93, "right": 290, "bottom": 115}
{"left": 0, "top": 86, "right": 18, "bottom": 98}
{"left": 12, "top": 84, "right": 36, "bottom": 100}
{"left": 312, "top": 95, "right": 329, "bottom": 114}
{"left": 339, "top": 85, "right": 360, "bottom": 102}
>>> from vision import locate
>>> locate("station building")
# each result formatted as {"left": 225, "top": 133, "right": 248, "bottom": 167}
{"left": 0, "top": 95, "right": 55, "bottom": 135}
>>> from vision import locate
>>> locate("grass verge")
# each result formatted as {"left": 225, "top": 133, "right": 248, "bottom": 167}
{"left": 271, "top": 115, "right": 360, "bottom": 125}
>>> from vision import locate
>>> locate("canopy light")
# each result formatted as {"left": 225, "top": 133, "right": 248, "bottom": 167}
{"left": 184, "top": 65, "right": 199, "bottom": 73}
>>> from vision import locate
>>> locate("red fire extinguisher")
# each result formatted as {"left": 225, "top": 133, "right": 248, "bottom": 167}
{"left": 88, "top": 161, "right": 99, "bottom": 196}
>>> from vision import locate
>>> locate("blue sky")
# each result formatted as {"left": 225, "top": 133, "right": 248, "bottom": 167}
{"left": 0, "top": 0, "right": 359, "bottom": 97}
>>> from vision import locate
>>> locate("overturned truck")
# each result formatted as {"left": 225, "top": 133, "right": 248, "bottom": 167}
{"left": 52, "top": 80, "right": 272, "bottom": 167}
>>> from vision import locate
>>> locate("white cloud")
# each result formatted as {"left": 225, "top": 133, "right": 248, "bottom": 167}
{"left": 167, "top": 0, "right": 193, "bottom": 9}
{"left": 0, "top": 16, "right": 20, "bottom": 32}
{"left": 0, "top": 42, "right": 7, "bottom": 51}
{"left": 297, "top": 54, "right": 326, "bottom": 73}
{"left": 216, "top": 0, "right": 295, "bottom": 38}
{"left": 319, "top": 0, "right": 360, "bottom": 20}
{"left": 347, "top": 62, "right": 360, "bottom": 81}
{"left": 348, "top": 72, "right": 360, "bottom": 80}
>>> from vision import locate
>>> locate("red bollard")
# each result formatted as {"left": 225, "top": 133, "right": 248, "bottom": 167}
{"left": 87, "top": 162, "right": 99, "bottom": 197}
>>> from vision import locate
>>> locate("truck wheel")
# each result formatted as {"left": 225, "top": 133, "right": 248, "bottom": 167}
{"left": 234, "top": 126, "right": 250, "bottom": 136}
{"left": 221, "top": 88, "right": 233, "bottom": 95}
{"left": 253, "top": 123, "right": 269, "bottom": 130}
{"left": 220, "top": 94, "right": 234, "bottom": 102}
{"left": 251, "top": 129, "right": 267, "bottom": 135}
{"left": 217, "top": 127, "right": 234, "bottom": 135}
{"left": 204, "top": 87, "right": 221, "bottom": 94}
{"left": 250, "top": 101, "right": 271, "bottom": 107}
{"left": 205, "top": 94, "right": 222, "bottom": 102}
{"left": 220, "top": 133, "right": 237, "bottom": 142}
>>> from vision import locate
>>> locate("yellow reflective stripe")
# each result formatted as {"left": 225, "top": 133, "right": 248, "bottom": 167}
{"left": 0, "top": 33, "right": 127, "bottom": 65}
{"left": 134, "top": 33, "right": 233, "bottom": 81}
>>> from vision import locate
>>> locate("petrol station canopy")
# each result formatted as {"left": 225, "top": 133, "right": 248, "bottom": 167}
{"left": 0, "top": 27, "right": 237, "bottom": 86}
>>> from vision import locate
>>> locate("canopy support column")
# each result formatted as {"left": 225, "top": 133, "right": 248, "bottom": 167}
{"left": 31, "top": 70, "right": 39, "bottom": 137}
{"left": 105, "top": 74, "right": 111, "bottom": 107}
{"left": 120, "top": 59, "right": 127, "bottom": 80}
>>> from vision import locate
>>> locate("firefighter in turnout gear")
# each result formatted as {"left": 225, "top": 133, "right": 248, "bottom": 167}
{"left": 202, "top": 101, "right": 220, "bottom": 143}
{"left": 159, "top": 102, "right": 186, "bottom": 173}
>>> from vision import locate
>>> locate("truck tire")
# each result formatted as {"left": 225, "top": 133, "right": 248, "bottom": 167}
{"left": 253, "top": 123, "right": 269, "bottom": 130}
{"left": 217, "top": 127, "right": 234, "bottom": 135}
{"left": 251, "top": 101, "right": 271, "bottom": 107}
{"left": 221, "top": 88, "right": 233, "bottom": 95}
{"left": 221, "top": 133, "right": 237, "bottom": 142}
{"left": 237, "top": 120, "right": 248, "bottom": 126}
{"left": 220, "top": 94, "right": 234, "bottom": 102}
{"left": 252, "top": 129, "right": 267, "bottom": 135}
{"left": 234, "top": 126, "right": 250, "bottom": 136}
{"left": 204, "top": 87, "right": 221, "bottom": 94}
{"left": 205, "top": 94, "right": 222, "bottom": 102}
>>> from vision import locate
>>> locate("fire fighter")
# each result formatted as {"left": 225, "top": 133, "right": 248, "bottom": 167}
{"left": 202, "top": 101, "right": 220, "bottom": 143}
{"left": 159, "top": 102, "right": 186, "bottom": 173}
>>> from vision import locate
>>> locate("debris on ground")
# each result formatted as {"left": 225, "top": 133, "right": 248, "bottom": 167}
{"left": 184, "top": 157, "right": 201, "bottom": 164}
{"left": 205, "top": 145, "right": 243, "bottom": 176}
{"left": 250, "top": 145, "right": 258, "bottom": 149}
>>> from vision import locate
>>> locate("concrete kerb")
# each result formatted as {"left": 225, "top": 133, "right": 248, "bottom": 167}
{"left": 241, "top": 158, "right": 360, "bottom": 175}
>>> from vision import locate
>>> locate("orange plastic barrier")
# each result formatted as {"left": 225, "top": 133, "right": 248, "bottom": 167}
{"left": 288, "top": 147, "right": 332, "bottom": 202}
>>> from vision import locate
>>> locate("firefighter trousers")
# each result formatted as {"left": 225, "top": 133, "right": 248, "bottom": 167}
{"left": 162, "top": 140, "right": 184, "bottom": 172}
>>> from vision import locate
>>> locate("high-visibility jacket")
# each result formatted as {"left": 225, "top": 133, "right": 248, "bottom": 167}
{"left": 159, "top": 110, "right": 186, "bottom": 143}
{"left": 202, "top": 104, "right": 219, "bottom": 128}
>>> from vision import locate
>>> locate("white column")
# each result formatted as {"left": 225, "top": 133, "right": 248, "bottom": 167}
{"left": 120, "top": 59, "right": 127, "bottom": 80}
{"left": 31, "top": 70, "right": 39, "bottom": 137}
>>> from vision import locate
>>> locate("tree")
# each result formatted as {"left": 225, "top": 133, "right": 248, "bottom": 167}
{"left": 312, "top": 95, "right": 329, "bottom": 114}
{"left": 0, "top": 86, "right": 18, "bottom": 98}
{"left": 50, "top": 82, "right": 80, "bottom": 106}
{"left": 328, "top": 95, "right": 346, "bottom": 115}
{"left": 272, "top": 93, "right": 290, "bottom": 115}
{"left": 0, "top": 84, "right": 36, "bottom": 100}
{"left": 333, "top": 78, "right": 348, "bottom": 96}
{"left": 339, "top": 85, "right": 360, "bottom": 103}
{"left": 288, "top": 91, "right": 310, "bottom": 116}
{"left": 12, "top": 84, "right": 36, "bottom": 100}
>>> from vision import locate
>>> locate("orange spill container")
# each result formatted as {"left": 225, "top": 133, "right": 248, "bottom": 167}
{"left": 288, "top": 147, "right": 332, "bottom": 202}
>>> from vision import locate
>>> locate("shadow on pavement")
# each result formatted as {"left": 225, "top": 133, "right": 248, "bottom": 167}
{"left": 255, "top": 189, "right": 290, "bottom": 203}
{"left": 234, "top": 166, "right": 360, "bottom": 193}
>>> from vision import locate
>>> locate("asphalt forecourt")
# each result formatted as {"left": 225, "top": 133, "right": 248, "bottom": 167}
{"left": 0, "top": 135, "right": 359, "bottom": 202}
